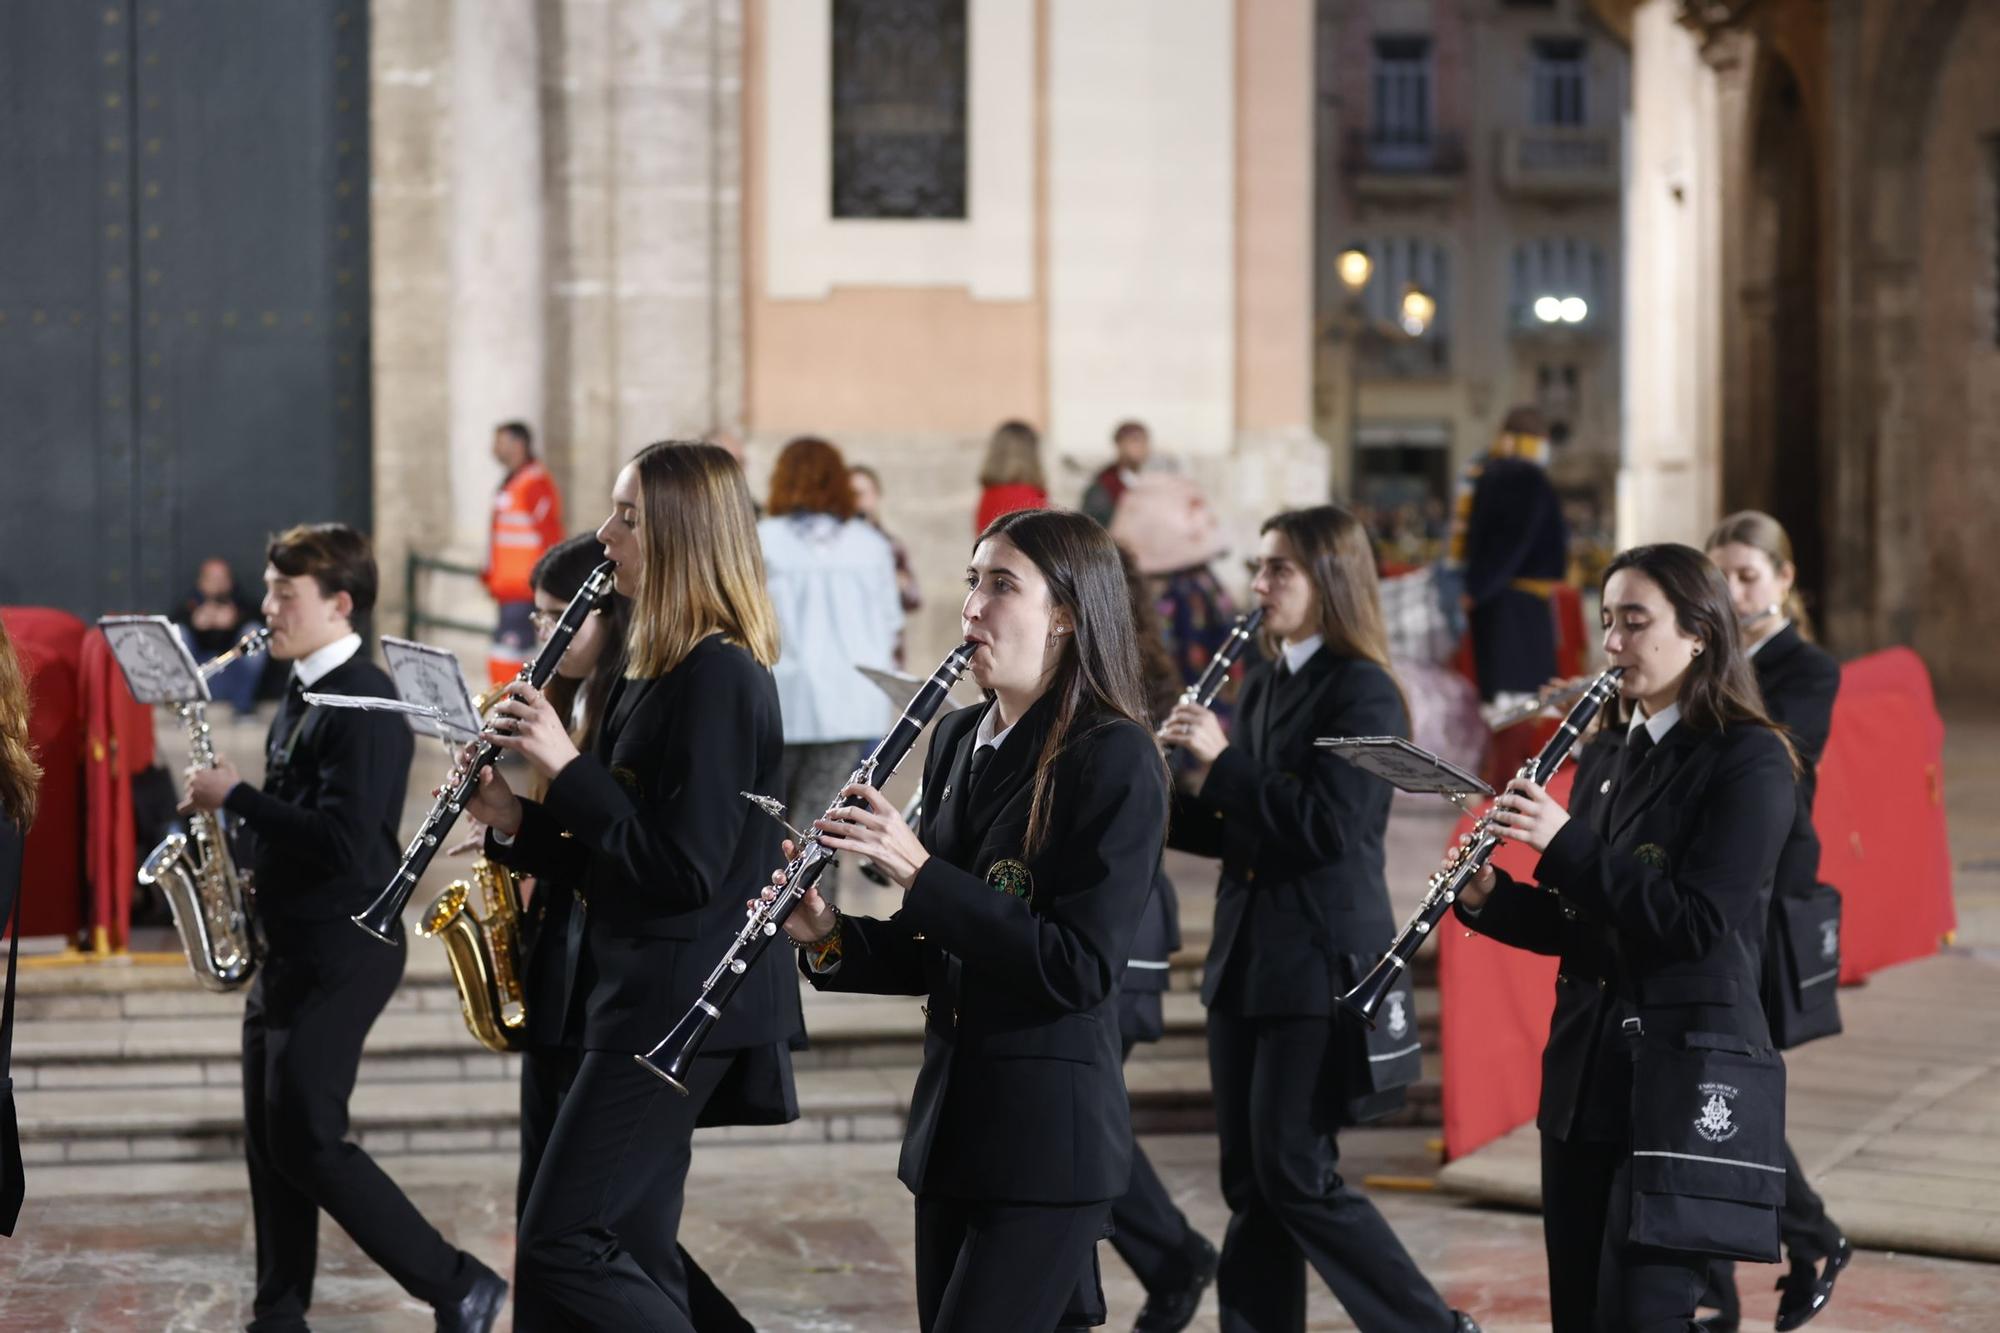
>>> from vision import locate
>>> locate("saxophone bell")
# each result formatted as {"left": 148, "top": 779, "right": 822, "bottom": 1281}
{"left": 418, "top": 859, "right": 530, "bottom": 1053}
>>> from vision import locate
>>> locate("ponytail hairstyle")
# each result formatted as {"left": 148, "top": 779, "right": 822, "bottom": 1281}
{"left": 0, "top": 618, "right": 39, "bottom": 828}
{"left": 530, "top": 532, "right": 632, "bottom": 752}
{"left": 975, "top": 508, "right": 1164, "bottom": 857}
{"left": 1704, "top": 510, "right": 1814, "bottom": 641}
{"left": 1258, "top": 505, "right": 1409, "bottom": 725}
{"left": 1601, "top": 543, "right": 1801, "bottom": 775}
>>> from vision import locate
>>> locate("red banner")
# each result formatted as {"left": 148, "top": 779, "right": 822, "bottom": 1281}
{"left": 1438, "top": 649, "right": 1955, "bottom": 1160}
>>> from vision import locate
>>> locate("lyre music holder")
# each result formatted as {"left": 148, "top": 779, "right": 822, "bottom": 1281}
{"left": 1315, "top": 736, "right": 1494, "bottom": 816}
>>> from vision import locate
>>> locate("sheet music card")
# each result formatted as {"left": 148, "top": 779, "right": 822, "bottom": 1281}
{"left": 1315, "top": 736, "right": 1494, "bottom": 798}
{"left": 379, "top": 635, "right": 481, "bottom": 740}
{"left": 98, "top": 615, "right": 207, "bottom": 705}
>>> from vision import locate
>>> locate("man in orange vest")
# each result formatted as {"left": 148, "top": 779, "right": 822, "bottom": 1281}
{"left": 483, "top": 420, "right": 564, "bottom": 686}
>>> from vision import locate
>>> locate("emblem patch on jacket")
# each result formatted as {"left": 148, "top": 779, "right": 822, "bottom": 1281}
{"left": 1819, "top": 919, "right": 1840, "bottom": 961}
{"left": 1634, "top": 843, "right": 1669, "bottom": 871}
{"left": 985, "top": 858, "right": 1032, "bottom": 900}
{"left": 611, "top": 764, "right": 642, "bottom": 793}
{"left": 1384, "top": 990, "right": 1410, "bottom": 1040}
{"left": 1694, "top": 1081, "right": 1741, "bottom": 1143}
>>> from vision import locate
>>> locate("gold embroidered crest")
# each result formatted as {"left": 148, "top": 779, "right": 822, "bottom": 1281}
{"left": 610, "top": 764, "right": 642, "bottom": 794}
{"left": 1634, "top": 842, "right": 1669, "bottom": 871}
{"left": 985, "top": 858, "right": 1033, "bottom": 900}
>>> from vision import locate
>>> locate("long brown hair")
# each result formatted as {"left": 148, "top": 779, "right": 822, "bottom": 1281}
{"left": 624, "top": 441, "right": 781, "bottom": 677}
{"left": 977, "top": 508, "right": 1164, "bottom": 856}
{"left": 531, "top": 533, "right": 632, "bottom": 751}
{"left": 1259, "top": 506, "right": 1407, "bottom": 722}
{"left": 0, "top": 619, "right": 41, "bottom": 828}
{"left": 977, "top": 419, "right": 1046, "bottom": 490}
{"left": 1601, "top": 543, "right": 1801, "bottom": 773}
{"left": 767, "top": 436, "right": 858, "bottom": 520}
{"left": 1704, "top": 510, "right": 1814, "bottom": 641}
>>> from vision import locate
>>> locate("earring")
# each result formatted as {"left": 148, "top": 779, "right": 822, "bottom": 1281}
{"left": 1692, "top": 644, "right": 1704, "bottom": 657}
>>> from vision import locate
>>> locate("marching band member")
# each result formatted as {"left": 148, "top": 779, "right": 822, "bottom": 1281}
{"left": 1163, "top": 505, "right": 1476, "bottom": 1333}
{"left": 1456, "top": 543, "right": 1798, "bottom": 1332}
{"left": 770, "top": 508, "right": 1167, "bottom": 1333}
{"left": 462, "top": 442, "right": 803, "bottom": 1329}
{"left": 1701, "top": 513, "right": 1850, "bottom": 1330}
{"left": 181, "top": 524, "right": 507, "bottom": 1333}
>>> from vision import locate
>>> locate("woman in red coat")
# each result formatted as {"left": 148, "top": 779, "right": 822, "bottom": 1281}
{"left": 973, "top": 418, "right": 1048, "bottom": 532}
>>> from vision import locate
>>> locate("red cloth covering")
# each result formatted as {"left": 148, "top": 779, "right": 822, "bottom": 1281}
{"left": 1438, "top": 648, "right": 1957, "bottom": 1160}
{"left": 79, "top": 629, "right": 155, "bottom": 952}
{"left": 2, "top": 608, "right": 87, "bottom": 941}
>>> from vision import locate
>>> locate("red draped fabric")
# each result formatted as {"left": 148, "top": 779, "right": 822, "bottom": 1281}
{"left": 1438, "top": 648, "right": 1955, "bottom": 1160}
{"left": 80, "top": 629, "right": 155, "bottom": 952}
{"left": 2, "top": 608, "right": 88, "bottom": 941}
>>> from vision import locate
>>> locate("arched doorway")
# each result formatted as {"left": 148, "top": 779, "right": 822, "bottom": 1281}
{"left": 1732, "top": 51, "right": 1825, "bottom": 614}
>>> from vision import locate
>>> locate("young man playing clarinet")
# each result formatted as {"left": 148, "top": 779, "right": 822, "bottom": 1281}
{"left": 181, "top": 523, "right": 506, "bottom": 1333}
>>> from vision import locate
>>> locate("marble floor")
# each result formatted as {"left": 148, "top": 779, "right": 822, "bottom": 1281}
{"left": 2, "top": 1128, "right": 1996, "bottom": 1331}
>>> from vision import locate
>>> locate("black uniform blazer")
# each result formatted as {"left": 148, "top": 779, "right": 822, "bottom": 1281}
{"left": 225, "top": 655, "right": 414, "bottom": 925}
{"left": 1753, "top": 624, "right": 1838, "bottom": 797}
{"left": 1168, "top": 651, "right": 1403, "bottom": 1016}
{"left": 1454, "top": 719, "right": 1794, "bottom": 1143}
{"left": 487, "top": 635, "right": 805, "bottom": 1057}
{"left": 805, "top": 694, "right": 1167, "bottom": 1205}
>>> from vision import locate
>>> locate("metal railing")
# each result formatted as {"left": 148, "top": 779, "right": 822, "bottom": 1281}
{"left": 403, "top": 553, "right": 495, "bottom": 641}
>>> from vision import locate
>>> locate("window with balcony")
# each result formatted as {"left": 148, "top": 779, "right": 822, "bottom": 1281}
{"left": 1371, "top": 36, "right": 1434, "bottom": 159}
{"left": 831, "top": 0, "right": 968, "bottom": 219}
{"left": 1530, "top": 37, "right": 1587, "bottom": 127}
{"left": 1510, "top": 237, "right": 1607, "bottom": 332}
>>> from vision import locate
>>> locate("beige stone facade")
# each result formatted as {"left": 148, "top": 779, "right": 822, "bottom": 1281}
{"left": 1606, "top": 0, "right": 2000, "bottom": 696}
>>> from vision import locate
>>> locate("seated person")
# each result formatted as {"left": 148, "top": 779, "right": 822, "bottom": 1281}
{"left": 172, "top": 557, "right": 264, "bottom": 715}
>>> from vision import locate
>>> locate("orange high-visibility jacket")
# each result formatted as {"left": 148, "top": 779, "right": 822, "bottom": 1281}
{"left": 484, "top": 460, "right": 564, "bottom": 603}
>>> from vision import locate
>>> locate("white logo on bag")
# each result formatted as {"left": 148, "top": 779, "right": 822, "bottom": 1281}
{"left": 1819, "top": 919, "right": 1839, "bottom": 961}
{"left": 1694, "top": 1081, "right": 1741, "bottom": 1143}
{"left": 1385, "top": 992, "right": 1409, "bottom": 1040}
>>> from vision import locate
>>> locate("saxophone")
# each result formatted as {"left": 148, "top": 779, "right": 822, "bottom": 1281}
{"left": 419, "top": 856, "right": 529, "bottom": 1053}
{"left": 141, "top": 627, "right": 271, "bottom": 992}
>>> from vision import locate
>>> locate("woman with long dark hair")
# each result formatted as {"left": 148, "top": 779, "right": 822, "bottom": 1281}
{"left": 768, "top": 507, "right": 1168, "bottom": 1332}
{"left": 463, "top": 441, "right": 803, "bottom": 1330}
{"left": 1701, "top": 512, "right": 1850, "bottom": 1330}
{"left": 1456, "top": 543, "right": 1800, "bottom": 1331}
{"left": 1163, "top": 505, "right": 1475, "bottom": 1333}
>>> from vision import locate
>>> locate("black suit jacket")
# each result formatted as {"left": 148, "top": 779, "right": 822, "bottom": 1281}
{"left": 488, "top": 635, "right": 805, "bottom": 1058}
{"left": 1455, "top": 719, "right": 1794, "bottom": 1143}
{"left": 805, "top": 695, "right": 1167, "bottom": 1205}
{"left": 225, "top": 654, "right": 414, "bottom": 925}
{"left": 1169, "top": 651, "right": 1403, "bottom": 1016}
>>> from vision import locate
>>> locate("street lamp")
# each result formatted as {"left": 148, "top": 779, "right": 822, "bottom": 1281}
{"left": 1399, "top": 286, "right": 1436, "bottom": 337}
{"left": 1534, "top": 294, "right": 1589, "bottom": 325}
{"left": 1337, "top": 247, "right": 1374, "bottom": 292}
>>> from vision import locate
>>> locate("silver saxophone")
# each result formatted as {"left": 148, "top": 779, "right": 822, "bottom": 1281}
{"left": 141, "top": 626, "right": 271, "bottom": 991}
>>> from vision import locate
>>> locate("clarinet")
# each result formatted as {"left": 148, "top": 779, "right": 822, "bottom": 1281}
{"left": 636, "top": 639, "right": 980, "bottom": 1093}
{"left": 1339, "top": 664, "right": 1625, "bottom": 1027}
{"left": 1160, "top": 608, "right": 1263, "bottom": 746}
{"left": 351, "top": 561, "right": 616, "bottom": 943}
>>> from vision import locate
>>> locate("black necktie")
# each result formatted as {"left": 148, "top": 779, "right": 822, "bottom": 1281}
{"left": 966, "top": 743, "right": 995, "bottom": 802}
{"left": 268, "top": 677, "right": 307, "bottom": 770}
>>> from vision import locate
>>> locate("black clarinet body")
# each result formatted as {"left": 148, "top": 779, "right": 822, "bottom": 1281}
{"left": 1161, "top": 607, "right": 1263, "bottom": 746}
{"left": 351, "top": 562, "right": 616, "bottom": 943}
{"left": 1339, "top": 664, "right": 1625, "bottom": 1027}
{"left": 636, "top": 639, "right": 980, "bottom": 1092}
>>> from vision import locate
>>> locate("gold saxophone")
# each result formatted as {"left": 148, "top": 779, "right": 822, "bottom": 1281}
{"left": 415, "top": 684, "right": 531, "bottom": 1052}
{"left": 419, "top": 855, "right": 529, "bottom": 1052}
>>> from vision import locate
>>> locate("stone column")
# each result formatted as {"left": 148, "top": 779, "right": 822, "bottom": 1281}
{"left": 1615, "top": 0, "right": 1723, "bottom": 548}
{"left": 447, "top": 0, "right": 546, "bottom": 553}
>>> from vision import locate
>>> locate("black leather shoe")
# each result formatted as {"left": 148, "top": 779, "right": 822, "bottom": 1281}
{"left": 1132, "top": 1234, "right": 1218, "bottom": 1333}
{"left": 435, "top": 1263, "right": 508, "bottom": 1333}
{"left": 1774, "top": 1236, "right": 1851, "bottom": 1331}
{"left": 1452, "top": 1313, "right": 1482, "bottom": 1332}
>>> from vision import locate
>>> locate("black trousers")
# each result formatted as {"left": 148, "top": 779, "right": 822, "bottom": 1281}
{"left": 242, "top": 921, "right": 474, "bottom": 1332}
{"left": 516, "top": 1047, "right": 744, "bottom": 1331}
{"left": 1699, "top": 1137, "right": 1841, "bottom": 1314}
{"left": 1206, "top": 1011, "right": 1454, "bottom": 1333}
{"left": 517, "top": 1044, "right": 751, "bottom": 1333}
{"left": 1539, "top": 1133, "right": 1708, "bottom": 1333}
{"left": 1109, "top": 1037, "right": 1200, "bottom": 1294}
{"left": 914, "top": 1193, "right": 1113, "bottom": 1333}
